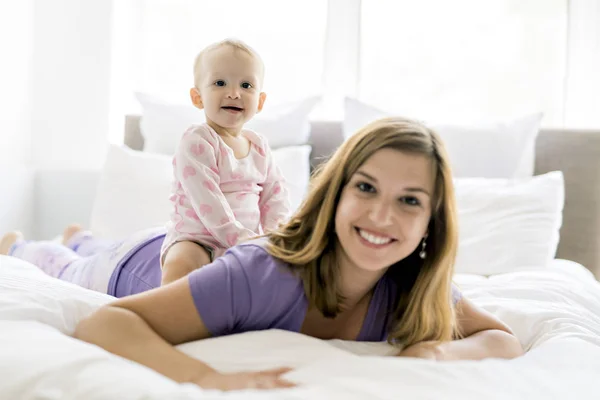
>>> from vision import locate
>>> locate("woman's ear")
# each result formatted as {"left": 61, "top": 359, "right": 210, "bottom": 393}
{"left": 189, "top": 88, "right": 204, "bottom": 110}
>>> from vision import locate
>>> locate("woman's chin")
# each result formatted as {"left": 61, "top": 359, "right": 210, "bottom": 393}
{"left": 350, "top": 253, "right": 391, "bottom": 273}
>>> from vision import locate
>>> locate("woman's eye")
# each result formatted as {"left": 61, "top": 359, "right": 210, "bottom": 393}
{"left": 356, "top": 182, "right": 375, "bottom": 193}
{"left": 215, "top": 80, "right": 226, "bottom": 87}
{"left": 241, "top": 82, "right": 252, "bottom": 89}
{"left": 401, "top": 196, "right": 421, "bottom": 206}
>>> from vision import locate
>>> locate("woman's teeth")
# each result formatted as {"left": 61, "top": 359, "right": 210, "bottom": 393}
{"left": 358, "top": 229, "right": 392, "bottom": 245}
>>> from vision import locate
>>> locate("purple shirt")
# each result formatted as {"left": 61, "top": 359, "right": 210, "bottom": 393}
{"left": 188, "top": 240, "right": 462, "bottom": 342}
{"left": 108, "top": 236, "right": 462, "bottom": 342}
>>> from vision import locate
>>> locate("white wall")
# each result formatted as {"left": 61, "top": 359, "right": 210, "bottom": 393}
{"left": 1, "top": 0, "right": 114, "bottom": 238}
{"left": 31, "top": 0, "right": 113, "bottom": 169}
{"left": 0, "top": 0, "right": 35, "bottom": 236}
{"left": 0, "top": 0, "right": 34, "bottom": 165}
{"left": 1, "top": 0, "right": 114, "bottom": 169}
{"left": 0, "top": 168, "right": 36, "bottom": 238}
{"left": 35, "top": 169, "right": 101, "bottom": 239}
{"left": 29, "top": 0, "right": 114, "bottom": 238}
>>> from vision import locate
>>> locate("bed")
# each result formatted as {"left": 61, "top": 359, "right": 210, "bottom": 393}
{"left": 1, "top": 110, "right": 600, "bottom": 399}
{"left": 2, "top": 251, "right": 600, "bottom": 399}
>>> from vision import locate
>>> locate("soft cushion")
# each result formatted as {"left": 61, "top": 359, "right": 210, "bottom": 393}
{"left": 343, "top": 97, "right": 542, "bottom": 179}
{"left": 136, "top": 92, "right": 320, "bottom": 155}
{"left": 90, "top": 144, "right": 311, "bottom": 238}
{"left": 454, "top": 171, "right": 564, "bottom": 275}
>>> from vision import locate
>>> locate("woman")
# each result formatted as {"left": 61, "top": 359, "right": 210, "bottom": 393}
{"left": 0, "top": 117, "right": 523, "bottom": 391}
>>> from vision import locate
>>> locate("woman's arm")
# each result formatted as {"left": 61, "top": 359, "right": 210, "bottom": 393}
{"left": 74, "top": 277, "right": 294, "bottom": 390}
{"left": 399, "top": 296, "right": 524, "bottom": 361}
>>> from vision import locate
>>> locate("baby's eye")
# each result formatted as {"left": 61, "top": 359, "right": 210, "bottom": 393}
{"left": 400, "top": 196, "right": 421, "bottom": 206}
{"left": 241, "top": 82, "right": 253, "bottom": 89}
{"left": 215, "top": 80, "right": 226, "bottom": 87}
{"left": 356, "top": 182, "right": 376, "bottom": 193}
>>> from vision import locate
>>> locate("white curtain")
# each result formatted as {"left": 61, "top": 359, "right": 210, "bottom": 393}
{"left": 564, "top": 0, "right": 600, "bottom": 128}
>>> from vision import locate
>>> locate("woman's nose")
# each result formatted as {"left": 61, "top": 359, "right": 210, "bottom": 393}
{"left": 369, "top": 201, "right": 394, "bottom": 226}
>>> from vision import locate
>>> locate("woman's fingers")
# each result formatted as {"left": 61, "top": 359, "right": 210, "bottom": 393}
{"left": 251, "top": 367, "right": 296, "bottom": 389}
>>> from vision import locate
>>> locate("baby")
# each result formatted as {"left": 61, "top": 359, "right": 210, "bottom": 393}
{"left": 161, "top": 39, "right": 291, "bottom": 285}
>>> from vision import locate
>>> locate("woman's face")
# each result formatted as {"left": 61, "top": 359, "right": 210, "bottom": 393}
{"left": 334, "top": 148, "right": 436, "bottom": 273}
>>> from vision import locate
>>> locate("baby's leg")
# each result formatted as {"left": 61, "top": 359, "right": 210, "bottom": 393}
{"left": 60, "top": 228, "right": 166, "bottom": 293}
{"left": 6, "top": 235, "right": 81, "bottom": 278}
{"left": 62, "top": 224, "right": 117, "bottom": 257}
{"left": 2, "top": 227, "right": 166, "bottom": 293}
{"left": 4, "top": 233, "right": 119, "bottom": 292}
{"left": 161, "top": 241, "right": 212, "bottom": 285}
{"left": 0, "top": 231, "right": 24, "bottom": 256}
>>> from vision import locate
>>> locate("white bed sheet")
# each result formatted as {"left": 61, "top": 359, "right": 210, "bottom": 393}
{"left": 1, "top": 255, "right": 600, "bottom": 400}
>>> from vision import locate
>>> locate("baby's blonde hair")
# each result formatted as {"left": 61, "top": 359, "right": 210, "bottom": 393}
{"left": 192, "top": 38, "right": 265, "bottom": 89}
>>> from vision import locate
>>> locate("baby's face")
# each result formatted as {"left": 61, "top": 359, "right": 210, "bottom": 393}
{"left": 195, "top": 46, "right": 265, "bottom": 131}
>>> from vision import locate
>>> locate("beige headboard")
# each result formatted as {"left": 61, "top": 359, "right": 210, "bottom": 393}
{"left": 124, "top": 115, "right": 600, "bottom": 278}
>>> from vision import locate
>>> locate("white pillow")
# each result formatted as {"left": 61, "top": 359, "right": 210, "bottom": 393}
{"left": 90, "top": 146, "right": 173, "bottom": 238}
{"left": 343, "top": 97, "right": 542, "bottom": 179}
{"left": 91, "top": 146, "right": 561, "bottom": 275}
{"left": 270, "top": 145, "right": 312, "bottom": 212}
{"left": 90, "top": 144, "right": 311, "bottom": 239}
{"left": 136, "top": 92, "right": 320, "bottom": 155}
{"left": 454, "top": 171, "right": 564, "bottom": 275}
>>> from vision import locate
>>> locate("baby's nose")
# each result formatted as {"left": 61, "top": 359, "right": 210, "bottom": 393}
{"left": 227, "top": 88, "right": 241, "bottom": 98}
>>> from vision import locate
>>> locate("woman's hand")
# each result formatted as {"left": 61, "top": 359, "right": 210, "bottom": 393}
{"left": 195, "top": 367, "right": 297, "bottom": 391}
{"left": 397, "top": 341, "right": 443, "bottom": 360}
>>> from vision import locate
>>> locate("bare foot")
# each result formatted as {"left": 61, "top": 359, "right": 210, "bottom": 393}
{"left": 62, "top": 224, "right": 83, "bottom": 245}
{"left": 0, "top": 231, "right": 24, "bottom": 256}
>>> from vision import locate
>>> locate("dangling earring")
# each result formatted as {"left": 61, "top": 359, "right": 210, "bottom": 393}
{"left": 419, "top": 233, "right": 428, "bottom": 259}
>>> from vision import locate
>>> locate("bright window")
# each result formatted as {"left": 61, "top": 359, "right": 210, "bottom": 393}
{"left": 108, "top": 0, "right": 598, "bottom": 144}
{"left": 359, "top": 0, "right": 568, "bottom": 125}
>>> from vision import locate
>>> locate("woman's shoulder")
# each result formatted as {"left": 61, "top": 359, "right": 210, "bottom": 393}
{"left": 215, "top": 239, "right": 304, "bottom": 313}
{"left": 188, "top": 238, "right": 300, "bottom": 299}
{"left": 227, "top": 237, "right": 271, "bottom": 257}
{"left": 224, "top": 238, "right": 297, "bottom": 280}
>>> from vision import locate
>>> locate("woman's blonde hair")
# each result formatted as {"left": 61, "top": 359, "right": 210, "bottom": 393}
{"left": 266, "top": 117, "right": 460, "bottom": 347}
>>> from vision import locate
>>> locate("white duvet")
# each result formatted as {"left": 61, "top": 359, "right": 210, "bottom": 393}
{"left": 1, "top": 255, "right": 600, "bottom": 400}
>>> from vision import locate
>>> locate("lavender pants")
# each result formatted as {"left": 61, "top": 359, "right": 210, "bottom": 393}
{"left": 9, "top": 227, "right": 165, "bottom": 295}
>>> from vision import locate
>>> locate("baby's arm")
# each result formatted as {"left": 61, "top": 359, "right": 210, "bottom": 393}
{"left": 174, "top": 130, "right": 256, "bottom": 247}
{"left": 258, "top": 145, "right": 292, "bottom": 232}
